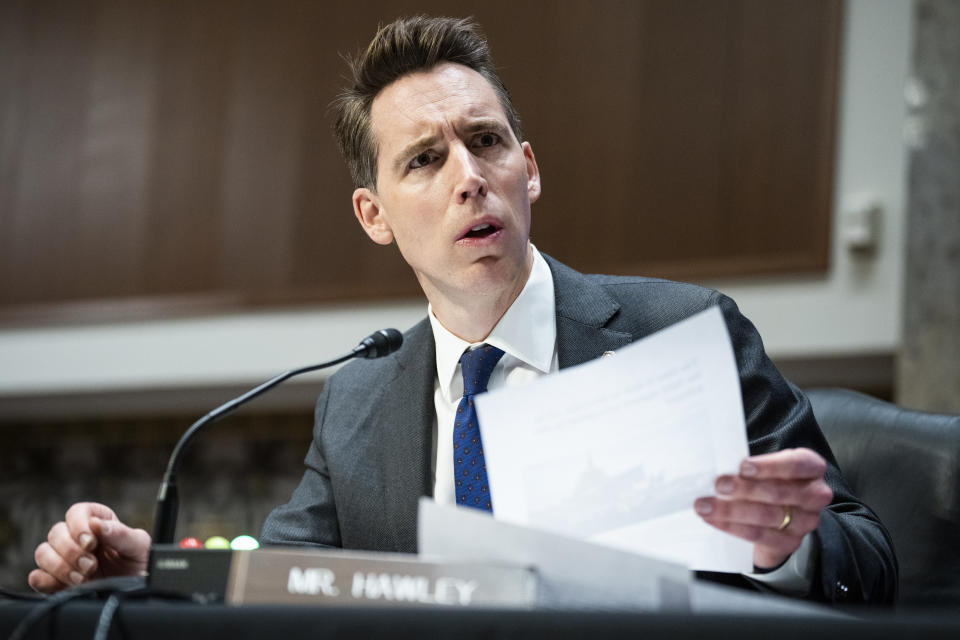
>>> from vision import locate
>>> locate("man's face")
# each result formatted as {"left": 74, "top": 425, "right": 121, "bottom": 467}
{"left": 352, "top": 63, "right": 541, "bottom": 320}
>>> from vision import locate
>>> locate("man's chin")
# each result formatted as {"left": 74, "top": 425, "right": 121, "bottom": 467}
{"left": 466, "top": 259, "right": 531, "bottom": 303}
{"left": 420, "top": 266, "right": 513, "bottom": 301}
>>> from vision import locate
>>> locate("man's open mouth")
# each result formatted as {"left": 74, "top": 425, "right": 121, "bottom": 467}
{"left": 461, "top": 222, "right": 500, "bottom": 239}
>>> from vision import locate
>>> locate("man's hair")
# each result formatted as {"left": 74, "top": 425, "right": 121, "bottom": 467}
{"left": 332, "top": 16, "right": 523, "bottom": 189}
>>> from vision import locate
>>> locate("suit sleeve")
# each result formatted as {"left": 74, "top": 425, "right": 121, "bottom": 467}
{"left": 716, "top": 292, "right": 898, "bottom": 605}
{"left": 260, "top": 382, "right": 343, "bottom": 549}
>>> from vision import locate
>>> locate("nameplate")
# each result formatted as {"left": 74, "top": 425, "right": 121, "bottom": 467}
{"left": 224, "top": 547, "right": 537, "bottom": 608}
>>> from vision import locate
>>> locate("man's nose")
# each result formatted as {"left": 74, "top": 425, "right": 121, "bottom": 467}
{"left": 451, "top": 145, "right": 488, "bottom": 203}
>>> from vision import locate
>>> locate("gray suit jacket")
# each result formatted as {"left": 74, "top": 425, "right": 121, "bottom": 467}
{"left": 261, "top": 255, "right": 897, "bottom": 605}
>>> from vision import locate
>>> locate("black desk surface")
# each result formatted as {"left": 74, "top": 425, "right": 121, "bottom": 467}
{"left": 2, "top": 599, "right": 960, "bottom": 640}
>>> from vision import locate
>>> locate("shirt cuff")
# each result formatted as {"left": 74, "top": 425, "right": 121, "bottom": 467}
{"left": 744, "top": 533, "right": 816, "bottom": 596}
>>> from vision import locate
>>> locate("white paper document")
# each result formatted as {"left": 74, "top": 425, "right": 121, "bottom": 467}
{"left": 419, "top": 500, "right": 839, "bottom": 616}
{"left": 418, "top": 499, "right": 692, "bottom": 611}
{"left": 474, "top": 306, "right": 753, "bottom": 572}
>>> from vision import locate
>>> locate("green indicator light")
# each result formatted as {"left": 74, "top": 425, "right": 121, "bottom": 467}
{"left": 230, "top": 535, "right": 260, "bottom": 550}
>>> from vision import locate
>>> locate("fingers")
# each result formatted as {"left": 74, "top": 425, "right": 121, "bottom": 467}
{"left": 709, "top": 447, "right": 833, "bottom": 515}
{"left": 65, "top": 502, "right": 151, "bottom": 562}
{"left": 36, "top": 521, "right": 99, "bottom": 587}
{"left": 703, "top": 518, "right": 806, "bottom": 565}
{"left": 693, "top": 447, "right": 835, "bottom": 569}
{"left": 712, "top": 475, "right": 833, "bottom": 512}
{"left": 30, "top": 502, "right": 134, "bottom": 594}
{"left": 65, "top": 502, "right": 119, "bottom": 552}
{"left": 694, "top": 495, "right": 820, "bottom": 568}
{"left": 694, "top": 497, "right": 821, "bottom": 535}
{"left": 695, "top": 446, "right": 833, "bottom": 532}
{"left": 33, "top": 540, "right": 86, "bottom": 591}
{"left": 738, "top": 448, "right": 827, "bottom": 481}
{"left": 91, "top": 516, "right": 152, "bottom": 565}
{"left": 28, "top": 568, "right": 67, "bottom": 594}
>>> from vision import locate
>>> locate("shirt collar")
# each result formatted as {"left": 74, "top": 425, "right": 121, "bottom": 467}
{"left": 429, "top": 245, "right": 557, "bottom": 401}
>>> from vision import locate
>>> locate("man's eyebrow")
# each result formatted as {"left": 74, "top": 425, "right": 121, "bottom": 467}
{"left": 390, "top": 118, "right": 511, "bottom": 174}
{"left": 394, "top": 134, "right": 441, "bottom": 172}
{"left": 460, "top": 118, "right": 509, "bottom": 135}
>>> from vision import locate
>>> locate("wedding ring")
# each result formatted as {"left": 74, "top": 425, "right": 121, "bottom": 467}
{"left": 777, "top": 505, "right": 793, "bottom": 531}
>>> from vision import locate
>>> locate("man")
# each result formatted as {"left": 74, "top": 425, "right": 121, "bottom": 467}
{"left": 29, "top": 16, "right": 896, "bottom": 604}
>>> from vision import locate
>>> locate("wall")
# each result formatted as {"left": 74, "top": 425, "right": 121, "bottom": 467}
{"left": 704, "top": 0, "right": 911, "bottom": 359}
{"left": 0, "top": 0, "right": 912, "bottom": 416}
{"left": 0, "top": 411, "right": 313, "bottom": 591}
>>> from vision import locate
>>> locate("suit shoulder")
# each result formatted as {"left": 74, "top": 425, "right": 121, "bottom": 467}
{"left": 322, "top": 318, "right": 432, "bottom": 394}
{"left": 543, "top": 253, "right": 731, "bottom": 334}
{"left": 587, "top": 273, "right": 722, "bottom": 318}
{"left": 586, "top": 272, "right": 715, "bottom": 295}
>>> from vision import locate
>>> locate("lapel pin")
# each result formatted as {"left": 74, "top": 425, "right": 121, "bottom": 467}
{"left": 602, "top": 351, "right": 616, "bottom": 358}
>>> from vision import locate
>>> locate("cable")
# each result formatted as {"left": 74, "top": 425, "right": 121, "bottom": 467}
{"left": 7, "top": 586, "right": 88, "bottom": 640}
{"left": 6, "top": 577, "right": 145, "bottom": 640}
{"left": 92, "top": 593, "right": 121, "bottom": 640}
{"left": 0, "top": 588, "right": 44, "bottom": 601}
{"left": 89, "top": 583, "right": 206, "bottom": 640}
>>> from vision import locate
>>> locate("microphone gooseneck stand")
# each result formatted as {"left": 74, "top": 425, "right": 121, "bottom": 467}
{"left": 152, "top": 328, "right": 403, "bottom": 544}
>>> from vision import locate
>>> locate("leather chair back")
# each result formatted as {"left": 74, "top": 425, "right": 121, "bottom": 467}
{"left": 807, "top": 388, "right": 960, "bottom": 608}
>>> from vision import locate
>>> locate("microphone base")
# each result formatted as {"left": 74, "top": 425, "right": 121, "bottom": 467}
{"left": 148, "top": 545, "right": 233, "bottom": 603}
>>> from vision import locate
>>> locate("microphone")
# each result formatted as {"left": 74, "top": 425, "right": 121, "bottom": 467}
{"left": 151, "top": 328, "right": 403, "bottom": 544}
{"left": 353, "top": 328, "right": 403, "bottom": 359}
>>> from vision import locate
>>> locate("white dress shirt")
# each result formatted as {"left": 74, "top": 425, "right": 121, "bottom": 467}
{"left": 429, "top": 245, "right": 558, "bottom": 505}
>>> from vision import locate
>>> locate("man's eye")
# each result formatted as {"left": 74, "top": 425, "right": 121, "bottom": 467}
{"left": 409, "top": 152, "right": 434, "bottom": 169}
{"left": 473, "top": 132, "right": 500, "bottom": 148}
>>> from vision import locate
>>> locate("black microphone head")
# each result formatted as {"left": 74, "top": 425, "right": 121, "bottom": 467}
{"left": 356, "top": 328, "right": 403, "bottom": 359}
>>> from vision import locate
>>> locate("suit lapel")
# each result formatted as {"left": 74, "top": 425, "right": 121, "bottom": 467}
{"left": 544, "top": 254, "right": 634, "bottom": 368}
{"left": 359, "top": 319, "right": 436, "bottom": 551}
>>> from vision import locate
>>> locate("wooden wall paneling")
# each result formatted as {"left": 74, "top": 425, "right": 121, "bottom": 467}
{"left": 140, "top": 1, "right": 232, "bottom": 296}
{"left": 598, "top": 0, "right": 839, "bottom": 280}
{"left": 501, "top": 0, "right": 649, "bottom": 272}
{"left": 623, "top": 0, "right": 731, "bottom": 274}
{"left": 286, "top": 1, "right": 420, "bottom": 303}
{"left": 1, "top": 0, "right": 94, "bottom": 305}
{"left": 216, "top": 1, "right": 307, "bottom": 296}
{"left": 0, "top": 0, "right": 29, "bottom": 301}
{"left": 71, "top": 0, "right": 161, "bottom": 300}
{"left": 0, "top": 0, "right": 842, "bottom": 323}
{"left": 720, "top": 0, "right": 838, "bottom": 271}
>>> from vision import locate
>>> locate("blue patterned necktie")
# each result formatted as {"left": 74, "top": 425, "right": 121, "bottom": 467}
{"left": 454, "top": 344, "right": 505, "bottom": 512}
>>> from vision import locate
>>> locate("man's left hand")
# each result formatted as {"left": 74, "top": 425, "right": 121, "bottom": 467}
{"left": 694, "top": 447, "right": 833, "bottom": 569}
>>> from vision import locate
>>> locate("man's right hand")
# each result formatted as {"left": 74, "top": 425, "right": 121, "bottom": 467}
{"left": 28, "top": 502, "right": 151, "bottom": 594}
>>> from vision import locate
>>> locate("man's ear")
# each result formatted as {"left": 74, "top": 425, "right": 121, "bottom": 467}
{"left": 352, "top": 187, "right": 394, "bottom": 245}
{"left": 521, "top": 141, "right": 542, "bottom": 204}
